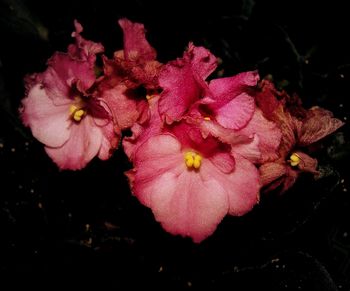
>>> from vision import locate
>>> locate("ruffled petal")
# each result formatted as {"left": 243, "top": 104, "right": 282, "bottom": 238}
{"left": 118, "top": 18, "right": 157, "bottom": 62}
{"left": 159, "top": 60, "right": 202, "bottom": 123}
{"left": 186, "top": 43, "right": 217, "bottom": 80}
{"left": 43, "top": 52, "right": 96, "bottom": 101}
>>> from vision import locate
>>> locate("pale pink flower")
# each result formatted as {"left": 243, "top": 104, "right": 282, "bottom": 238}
{"left": 21, "top": 21, "right": 118, "bottom": 170}
{"left": 126, "top": 121, "right": 260, "bottom": 243}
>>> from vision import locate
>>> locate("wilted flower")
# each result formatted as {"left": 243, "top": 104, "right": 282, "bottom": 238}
{"left": 257, "top": 80, "right": 344, "bottom": 193}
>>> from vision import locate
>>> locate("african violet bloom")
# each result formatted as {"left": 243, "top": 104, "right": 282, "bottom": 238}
{"left": 21, "top": 21, "right": 119, "bottom": 170}
{"left": 124, "top": 44, "right": 282, "bottom": 242}
{"left": 257, "top": 80, "right": 344, "bottom": 193}
{"left": 127, "top": 121, "right": 260, "bottom": 243}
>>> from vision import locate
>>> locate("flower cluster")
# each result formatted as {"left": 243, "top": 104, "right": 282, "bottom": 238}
{"left": 20, "top": 19, "right": 344, "bottom": 242}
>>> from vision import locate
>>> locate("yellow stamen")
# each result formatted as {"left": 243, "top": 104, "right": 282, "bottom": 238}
{"left": 69, "top": 105, "right": 78, "bottom": 114}
{"left": 146, "top": 94, "right": 153, "bottom": 100}
{"left": 73, "top": 109, "right": 85, "bottom": 121}
{"left": 193, "top": 155, "right": 202, "bottom": 169}
{"left": 203, "top": 116, "right": 211, "bottom": 121}
{"left": 289, "top": 153, "right": 301, "bottom": 167}
{"left": 184, "top": 151, "right": 202, "bottom": 170}
{"left": 69, "top": 105, "right": 86, "bottom": 122}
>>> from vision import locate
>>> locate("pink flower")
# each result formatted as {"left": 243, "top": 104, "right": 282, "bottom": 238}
{"left": 21, "top": 21, "right": 119, "bottom": 170}
{"left": 257, "top": 81, "right": 344, "bottom": 193}
{"left": 122, "top": 45, "right": 286, "bottom": 242}
{"left": 126, "top": 121, "right": 260, "bottom": 243}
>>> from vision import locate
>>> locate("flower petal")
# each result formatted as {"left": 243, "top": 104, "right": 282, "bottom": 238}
{"left": 213, "top": 93, "right": 255, "bottom": 130}
{"left": 209, "top": 71, "right": 259, "bottom": 105}
{"left": 118, "top": 18, "right": 157, "bottom": 62}
{"left": 133, "top": 134, "right": 184, "bottom": 207}
{"left": 217, "top": 153, "right": 260, "bottom": 216}
{"left": 150, "top": 170, "right": 229, "bottom": 243}
{"left": 298, "top": 107, "right": 344, "bottom": 146}
{"left": 43, "top": 52, "right": 96, "bottom": 101}
{"left": 100, "top": 84, "right": 139, "bottom": 130}
{"left": 45, "top": 116, "right": 103, "bottom": 170}
{"left": 231, "top": 134, "right": 261, "bottom": 163}
{"left": 21, "top": 84, "right": 71, "bottom": 147}
{"left": 159, "top": 61, "right": 202, "bottom": 123}
{"left": 237, "top": 108, "right": 282, "bottom": 163}
{"left": 187, "top": 43, "right": 217, "bottom": 80}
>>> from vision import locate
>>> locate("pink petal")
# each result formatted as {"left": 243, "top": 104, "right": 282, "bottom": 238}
{"left": 209, "top": 71, "right": 259, "bottom": 105}
{"left": 45, "top": 116, "right": 103, "bottom": 170}
{"left": 43, "top": 53, "right": 96, "bottom": 102}
{"left": 213, "top": 93, "right": 255, "bottom": 130}
{"left": 206, "top": 153, "right": 260, "bottom": 216}
{"left": 133, "top": 134, "right": 183, "bottom": 206}
{"left": 199, "top": 119, "right": 253, "bottom": 145}
{"left": 199, "top": 119, "right": 262, "bottom": 163}
{"left": 169, "top": 120, "right": 228, "bottom": 158}
{"left": 237, "top": 108, "right": 282, "bottom": 163}
{"left": 231, "top": 134, "right": 261, "bottom": 163}
{"left": 187, "top": 43, "right": 218, "bottom": 80}
{"left": 150, "top": 170, "right": 229, "bottom": 243}
{"left": 209, "top": 152, "right": 235, "bottom": 174}
{"left": 118, "top": 18, "right": 157, "bottom": 62}
{"left": 159, "top": 61, "right": 202, "bottom": 123}
{"left": 298, "top": 107, "right": 344, "bottom": 146}
{"left": 21, "top": 84, "right": 71, "bottom": 147}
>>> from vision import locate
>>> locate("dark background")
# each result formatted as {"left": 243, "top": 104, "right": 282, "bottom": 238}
{"left": 0, "top": 0, "right": 349, "bottom": 289}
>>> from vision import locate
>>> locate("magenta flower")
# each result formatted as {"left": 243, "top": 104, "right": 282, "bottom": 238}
{"left": 21, "top": 21, "right": 118, "bottom": 170}
{"left": 159, "top": 44, "right": 281, "bottom": 163}
{"left": 127, "top": 121, "right": 260, "bottom": 243}
{"left": 257, "top": 81, "right": 344, "bottom": 193}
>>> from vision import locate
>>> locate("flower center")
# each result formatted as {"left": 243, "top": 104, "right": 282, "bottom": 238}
{"left": 289, "top": 153, "right": 301, "bottom": 167}
{"left": 184, "top": 151, "right": 202, "bottom": 170}
{"left": 69, "top": 104, "right": 86, "bottom": 122}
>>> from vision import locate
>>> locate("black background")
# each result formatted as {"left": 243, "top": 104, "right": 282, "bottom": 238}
{"left": 0, "top": 0, "right": 349, "bottom": 289}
